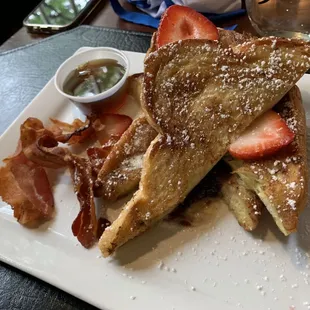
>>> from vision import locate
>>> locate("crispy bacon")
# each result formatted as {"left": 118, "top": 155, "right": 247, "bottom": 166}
{"left": 21, "top": 118, "right": 67, "bottom": 168}
{"left": 1, "top": 112, "right": 132, "bottom": 247}
{"left": 48, "top": 118, "right": 94, "bottom": 145}
{"left": 18, "top": 117, "right": 98, "bottom": 247}
{"left": 92, "top": 114, "right": 132, "bottom": 145}
{"left": 48, "top": 114, "right": 131, "bottom": 146}
{"left": 32, "top": 139, "right": 98, "bottom": 247}
{"left": 0, "top": 150, "right": 54, "bottom": 227}
{"left": 67, "top": 155, "right": 97, "bottom": 248}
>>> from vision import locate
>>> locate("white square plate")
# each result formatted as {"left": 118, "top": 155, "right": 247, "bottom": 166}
{"left": 1, "top": 47, "right": 310, "bottom": 310}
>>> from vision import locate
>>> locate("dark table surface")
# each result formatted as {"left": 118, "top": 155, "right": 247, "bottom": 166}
{"left": 0, "top": 0, "right": 258, "bottom": 52}
{"left": 0, "top": 1, "right": 258, "bottom": 309}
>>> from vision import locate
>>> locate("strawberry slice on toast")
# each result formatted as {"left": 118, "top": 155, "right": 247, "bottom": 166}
{"left": 229, "top": 110, "right": 295, "bottom": 160}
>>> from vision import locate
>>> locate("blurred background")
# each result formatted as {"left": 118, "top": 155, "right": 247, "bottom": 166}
{"left": 2, "top": 0, "right": 309, "bottom": 47}
{"left": 1, "top": 0, "right": 103, "bottom": 45}
{"left": 1, "top": 0, "right": 42, "bottom": 44}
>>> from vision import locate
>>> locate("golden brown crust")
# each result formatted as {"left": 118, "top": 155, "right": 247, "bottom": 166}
{"left": 96, "top": 117, "right": 157, "bottom": 200}
{"left": 145, "top": 29, "right": 260, "bottom": 232}
{"left": 228, "top": 86, "right": 308, "bottom": 235}
{"left": 98, "top": 28, "right": 256, "bottom": 216}
{"left": 126, "top": 73, "right": 144, "bottom": 105}
{"left": 94, "top": 73, "right": 151, "bottom": 200}
{"left": 99, "top": 135, "right": 202, "bottom": 257}
{"left": 99, "top": 38, "right": 310, "bottom": 256}
{"left": 146, "top": 28, "right": 254, "bottom": 60}
{"left": 217, "top": 28, "right": 255, "bottom": 47}
{"left": 220, "top": 173, "right": 263, "bottom": 231}
{"left": 142, "top": 38, "right": 310, "bottom": 135}
{"left": 142, "top": 28, "right": 255, "bottom": 132}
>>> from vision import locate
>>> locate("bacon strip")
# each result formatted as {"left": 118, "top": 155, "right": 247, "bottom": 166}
{"left": 21, "top": 118, "right": 66, "bottom": 168}
{"left": 48, "top": 118, "right": 94, "bottom": 145}
{"left": 18, "top": 117, "right": 98, "bottom": 247}
{"left": 1, "top": 113, "right": 132, "bottom": 247}
{"left": 92, "top": 114, "right": 132, "bottom": 145}
{"left": 36, "top": 141, "right": 98, "bottom": 248}
{"left": 0, "top": 150, "right": 54, "bottom": 227}
{"left": 67, "top": 155, "right": 97, "bottom": 248}
{"left": 48, "top": 115, "right": 131, "bottom": 147}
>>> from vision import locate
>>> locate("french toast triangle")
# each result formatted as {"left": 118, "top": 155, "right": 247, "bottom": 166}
{"left": 99, "top": 37, "right": 310, "bottom": 257}
{"left": 220, "top": 167, "right": 264, "bottom": 231}
{"left": 225, "top": 85, "right": 308, "bottom": 236}
{"left": 95, "top": 116, "right": 157, "bottom": 200}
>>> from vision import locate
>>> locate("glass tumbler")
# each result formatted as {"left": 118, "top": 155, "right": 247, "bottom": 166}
{"left": 245, "top": 0, "right": 310, "bottom": 40}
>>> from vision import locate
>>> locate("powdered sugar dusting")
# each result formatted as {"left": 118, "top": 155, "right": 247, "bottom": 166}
{"left": 109, "top": 37, "right": 310, "bottom": 309}
{"left": 144, "top": 37, "right": 310, "bottom": 164}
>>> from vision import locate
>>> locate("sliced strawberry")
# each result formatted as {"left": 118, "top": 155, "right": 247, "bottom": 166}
{"left": 156, "top": 5, "right": 219, "bottom": 48}
{"left": 92, "top": 114, "right": 132, "bottom": 145}
{"left": 228, "top": 111, "right": 295, "bottom": 160}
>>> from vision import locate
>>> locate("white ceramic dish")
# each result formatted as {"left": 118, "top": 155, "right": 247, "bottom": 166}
{"left": 54, "top": 47, "right": 130, "bottom": 116}
{"left": 1, "top": 47, "right": 310, "bottom": 310}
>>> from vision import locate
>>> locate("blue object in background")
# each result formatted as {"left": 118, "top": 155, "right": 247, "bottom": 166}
{"left": 110, "top": 0, "right": 245, "bottom": 30}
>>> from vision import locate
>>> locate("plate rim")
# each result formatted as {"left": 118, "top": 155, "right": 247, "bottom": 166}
{"left": 1, "top": 47, "right": 310, "bottom": 310}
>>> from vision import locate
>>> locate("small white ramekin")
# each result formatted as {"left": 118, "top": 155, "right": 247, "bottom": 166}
{"left": 54, "top": 47, "right": 130, "bottom": 116}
